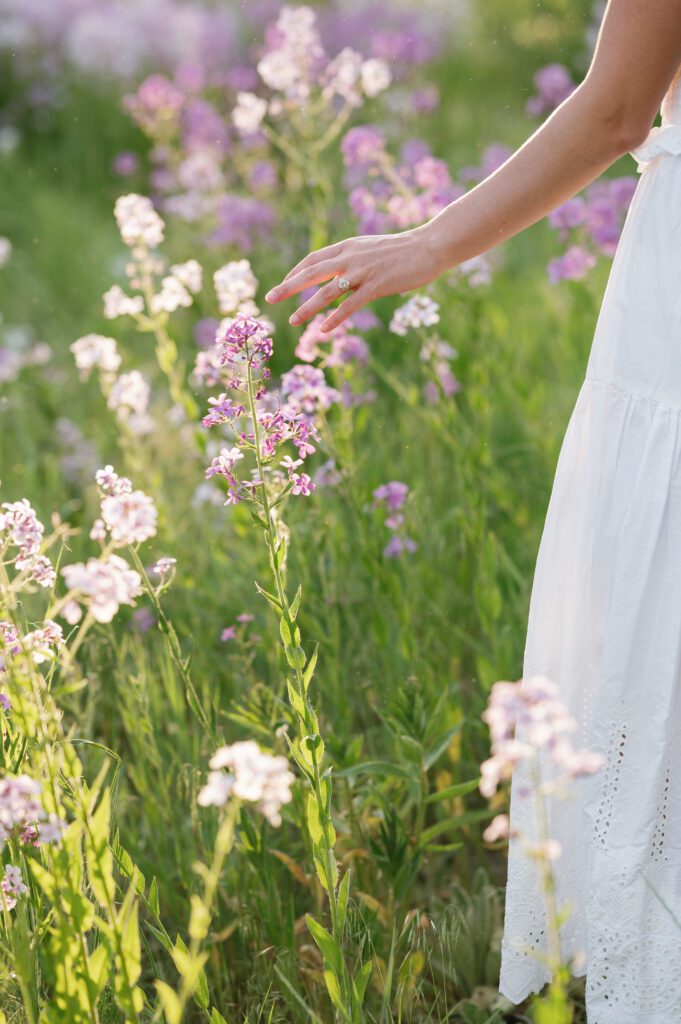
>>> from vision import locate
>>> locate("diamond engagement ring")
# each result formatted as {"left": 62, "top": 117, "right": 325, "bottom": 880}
{"left": 336, "top": 275, "right": 351, "bottom": 292}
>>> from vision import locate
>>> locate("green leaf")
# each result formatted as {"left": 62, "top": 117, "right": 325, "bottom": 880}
{"left": 324, "top": 969, "right": 344, "bottom": 1010}
{"left": 146, "top": 922, "right": 174, "bottom": 954}
{"left": 248, "top": 507, "right": 267, "bottom": 528}
{"left": 28, "top": 859, "right": 57, "bottom": 903}
{"left": 301, "top": 733, "right": 324, "bottom": 768}
{"left": 313, "top": 846, "right": 339, "bottom": 893}
{"left": 149, "top": 876, "right": 160, "bottom": 917}
{"left": 306, "top": 794, "right": 324, "bottom": 845}
{"left": 156, "top": 981, "right": 181, "bottom": 1024}
{"left": 337, "top": 870, "right": 350, "bottom": 938}
{"left": 285, "top": 644, "right": 307, "bottom": 670}
{"left": 254, "top": 580, "right": 281, "bottom": 611}
{"left": 425, "top": 777, "right": 482, "bottom": 803}
{"left": 284, "top": 734, "right": 314, "bottom": 780}
{"left": 279, "top": 617, "right": 292, "bottom": 646}
{"left": 211, "top": 1010, "right": 229, "bottom": 1024}
{"left": 287, "top": 679, "right": 306, "bottom": 719}
{"left": 85, "top": 787, "right": 116, "bottom": 908}
{"left": 353, "top": 960, "right": 373, "bottom": 1005}
{"left": 289, "top": 584, "right": 302, "bottom": 621}
{"left": 302, "top": 643, "right": 318, "bottom": 692}
{"left": 131, "top": 864, "right": 145, "bottom": 896}
{"left": 306, "top": 914, "right": 343, "bottom": 976}
{"left": 119, "top": 890, "right": 142, "bottom": 987}
{"left": 423, "top": 724, "right": 462, "bottom": 770}
{"left": 419, "top": 808, "right": 497, "bottom": 847}
{"left": 334, "top": 760, "right": 415, "bottom": 782}
{"left": 188, "top": 893, "right": 210, "bottom": 942}
{"left": 274, "top": 537, "right": 287, "bottom": 569}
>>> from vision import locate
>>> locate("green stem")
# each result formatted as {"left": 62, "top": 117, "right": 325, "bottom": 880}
{"left": 245, "top": 364, "right": 342, "bottom": 950}
{"left": 127, "top": 548, "right": 214, "bottom": 740}
{"left": 174, "top": 804, "right": 238, "bottom": 1023}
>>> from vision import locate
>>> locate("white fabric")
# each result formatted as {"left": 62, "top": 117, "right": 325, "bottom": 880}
{"left": 498, "top": 62, "right": 681, "bottom": 1021}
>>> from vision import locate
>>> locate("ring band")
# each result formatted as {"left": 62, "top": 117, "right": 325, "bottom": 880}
{"left": 337, "top": 275, "right": 351, "bottom": 292}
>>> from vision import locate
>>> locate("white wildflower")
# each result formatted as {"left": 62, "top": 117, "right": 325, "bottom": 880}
{"left": 71, "top": 334, "right": 121, "bottom": 379}
{"left": 114, "top": 193, "right": 164, "bottom": 249}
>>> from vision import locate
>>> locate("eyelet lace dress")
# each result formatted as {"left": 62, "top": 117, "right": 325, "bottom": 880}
{"left": 498, "top": 62, "right": 681, "bottom": 1022}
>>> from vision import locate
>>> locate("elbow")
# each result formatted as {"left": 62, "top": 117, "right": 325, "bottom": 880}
{"left": 613, "top": 117, "right": 653, "bottom": 154}
{"left": 574, "top": 80, "right": 653, "bottom": 156}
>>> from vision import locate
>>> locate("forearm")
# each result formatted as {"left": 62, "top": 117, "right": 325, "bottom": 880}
{"left": 420, "top": 81, "right": 649, "bottom": 273}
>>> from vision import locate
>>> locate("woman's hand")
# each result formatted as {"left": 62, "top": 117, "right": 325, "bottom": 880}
{"left": 264, "top": 222, "right": 445, "bottom": 333}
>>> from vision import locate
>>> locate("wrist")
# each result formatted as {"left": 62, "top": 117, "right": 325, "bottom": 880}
{"left": 414, "top": 216, "right": 458, "bottom": 278}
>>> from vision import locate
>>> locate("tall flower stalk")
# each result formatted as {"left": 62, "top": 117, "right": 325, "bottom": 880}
{"left": 480, "top": 675, "right": 605, "bottom": 1018}
{"left": 202, "top": 314, "right": 371, "bottom": 1020}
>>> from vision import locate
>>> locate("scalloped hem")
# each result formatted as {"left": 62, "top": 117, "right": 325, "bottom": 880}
{"left": 498, "top": 954, "right": 586, "bottom": 1006}
{"left": 630, "top": 122, "right": 681, "bottom": 172}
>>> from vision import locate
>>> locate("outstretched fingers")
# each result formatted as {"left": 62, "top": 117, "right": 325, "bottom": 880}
{"left": 319, "top": 286, "right": 368, "bottom": 333}
{"left": 288, "top": 277, "right": 353, "bottom": 326}
{"left": 265, "top": 257, "right": 341, "bottom": 303}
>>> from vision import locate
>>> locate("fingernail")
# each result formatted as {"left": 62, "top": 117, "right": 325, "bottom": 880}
{"left": 289, "top": 313, "right": 300, "bottom": 325}
{"left": 265, "top": 289, "right": 277, "bottom": 302}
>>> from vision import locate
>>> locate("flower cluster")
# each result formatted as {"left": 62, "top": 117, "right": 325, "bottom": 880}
{"left": 0, "top": 500, "right": 55, "bottom": 589}
{"left": 1, "top": 619, "right": 64, "bottom": 669}
{"left": 372, "top": 481, "right": 417, "bottom": 558}
{"left": 197, "top": 740, "right": 295, "bottom": 827}
{"left": 389, "top": 294, "right": 440, "bottom": 336}
{"left": 70, "top": 334, "right": 121, "bottom": 381}
{"left": 54, "top": 468, "right": 158, "bottom": 625}
{"left": 0, "top": 773, "right": 66, "bottom": 850}
{"left": 61, "top": 556, "right": 142, "bottom": 625}
{"left": 479, "top": 675, "right": 606, "bottom": 843}
{"left": 1, "top": 864, "right": 28, "bottom": 911}
{"left": 192, "top": 260, "right": 274, "bottom": 390}
{"left": 258, "top": 5, "right": 392, "bottom": 110}
{"left": 419, "top": 338, "right": 461, "bottom": 404}
{"left": 103, "top": 194, "right": 202, "bottom": 325}
{"left": 202, "top": 316, "right": 322, "bottom": 506}
{"left": 546, "top": 177, "right": 637, "bottom": 282}
{"left": 342, "top": 127, "right": 463, "bottom": 234}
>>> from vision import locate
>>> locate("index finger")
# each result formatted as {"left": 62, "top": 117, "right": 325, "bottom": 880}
{"left": 266, "top": 239, "right": 346, "bottom": 299}
{"left": 265, "top": 257, "right": 340, "bottom": 303}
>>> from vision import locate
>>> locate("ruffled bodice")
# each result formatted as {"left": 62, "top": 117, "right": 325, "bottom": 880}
{"left": 630, "top": 62, "right": 681, "bottom": 171}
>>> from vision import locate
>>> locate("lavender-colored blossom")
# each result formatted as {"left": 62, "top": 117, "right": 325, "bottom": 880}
{"left": 373, "top": 481, "right": 409, "bottom": 512}
{"left": 124, "top": 74, "right": 185, "bottom": 135}
{"left": 132, "top": 607, "right": 156, "bottom": 633}
{"left": 526, "top": 63, "right": 576, "bottom": 118}
{"left": 209, "top": 194, "right": 277, "bottom": 252}
{"left": 113, "top": 151, "right": 139, "bottom": 177}
{"left": 479, "top": 675, "right": 606, "bottom": 802}
{"left": 547, "top": 245, "right": 597, "bottom": 284}
{"left": 194, "top": 317, "right": 220, "bottom": 350}
{"left": 341, "top": 125, "right": 386, "bottom": 169}
{"left": 383, "top": 533, "right": 418, "bottom": 558}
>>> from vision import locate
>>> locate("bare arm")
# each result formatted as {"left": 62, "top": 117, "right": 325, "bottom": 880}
{"left": 265, "top": 0, "right": 681, "bottom": 332}
{"left": 424, "top": 0, "right": 681, "bottom": 271}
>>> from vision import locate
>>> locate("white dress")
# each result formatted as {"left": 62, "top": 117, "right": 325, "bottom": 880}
{"left": 498, "top": 63, "right": 681, "bottom": 1022}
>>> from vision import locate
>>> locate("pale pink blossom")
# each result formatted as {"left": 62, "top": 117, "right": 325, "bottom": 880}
{"left": 100, "top": 489, "right": 157, "bottom": 545}
{"left": 61, "top": 555, "right": 143, "bottom": 623}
